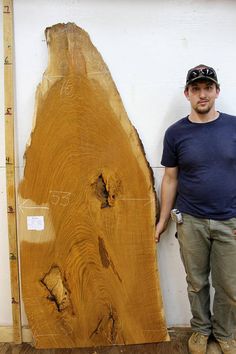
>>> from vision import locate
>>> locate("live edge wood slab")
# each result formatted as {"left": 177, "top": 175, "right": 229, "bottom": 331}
{"left": 18, "top": 23, "right": 169, "bottom": 348}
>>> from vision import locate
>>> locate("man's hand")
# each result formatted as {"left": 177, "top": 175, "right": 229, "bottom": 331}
{"left": 155, "top": 221, "right": 168, "bottom": 243}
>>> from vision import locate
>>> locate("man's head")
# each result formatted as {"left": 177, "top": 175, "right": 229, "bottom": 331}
{"left": 184, "top": 65, "right": 220, "bottom": 115}
{"left": 185, "top": 64, "right": 220, "bottom": 90}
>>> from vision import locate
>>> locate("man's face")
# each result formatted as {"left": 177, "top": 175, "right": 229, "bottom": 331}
{"left": 184, "top": 80, "right": 220, "bottom": 114}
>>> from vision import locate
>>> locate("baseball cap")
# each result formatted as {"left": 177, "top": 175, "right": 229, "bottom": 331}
{"left": 185, "top": 64, "right": 219, "bottom": 88}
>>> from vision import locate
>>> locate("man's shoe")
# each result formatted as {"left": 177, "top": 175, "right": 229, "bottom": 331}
{"left": 217, "top": 338, "right": 236, "bottom": 354}
{"left": 188, "top": 332, "right": 209, "bottom": 354}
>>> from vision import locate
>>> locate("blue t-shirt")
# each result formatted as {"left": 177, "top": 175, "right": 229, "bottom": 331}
{"left": 161, "top": 112, "right": 236, "bottom": 220}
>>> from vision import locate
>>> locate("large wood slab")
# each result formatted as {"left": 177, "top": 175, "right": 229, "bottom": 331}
{"left": 18, "top": 23, "right": 168, "bottom": 348}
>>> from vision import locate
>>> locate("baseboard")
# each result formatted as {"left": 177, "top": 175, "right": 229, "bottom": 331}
{"left": 0, "top": 326, "right": 32, "bottom": 343}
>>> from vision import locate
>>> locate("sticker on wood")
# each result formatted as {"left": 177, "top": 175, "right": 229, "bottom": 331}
{"left": 19, "top": 23, "right": 169, "bottom": 348}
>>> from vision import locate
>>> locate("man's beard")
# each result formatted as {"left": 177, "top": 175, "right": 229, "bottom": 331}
{"left": 194, "top": 106, "right": 211, "bottom": 114}
{"left": 194, "top": 102, "right": 213, "bottom": 115}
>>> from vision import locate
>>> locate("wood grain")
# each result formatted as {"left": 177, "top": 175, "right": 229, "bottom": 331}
{"left": 18, "top": 23, "right": 168, "bottom": 348}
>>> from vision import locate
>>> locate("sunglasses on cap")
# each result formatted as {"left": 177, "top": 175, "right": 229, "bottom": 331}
{"left": 186, "top": 67, "right": 219, "bottom": 87}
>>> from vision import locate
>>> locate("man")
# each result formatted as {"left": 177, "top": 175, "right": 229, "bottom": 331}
{"left": 155, "top": 64, "right": 236, "bottom": 354}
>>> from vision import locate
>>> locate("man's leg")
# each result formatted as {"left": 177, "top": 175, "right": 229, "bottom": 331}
{"left": 177, "top": 213, "right": 212, "bottom": 335}
{"left": 211, "top": 217, "right": 236, "bottom": 341}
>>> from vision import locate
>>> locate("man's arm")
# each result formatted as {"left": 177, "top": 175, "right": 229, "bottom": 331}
{"left": 155, "top": 166, "right": 178, "bottom": 242}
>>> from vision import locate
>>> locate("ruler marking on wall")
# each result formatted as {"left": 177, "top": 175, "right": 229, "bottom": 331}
{"left": 3, "top": 0, "right": 22, "bottom": 343}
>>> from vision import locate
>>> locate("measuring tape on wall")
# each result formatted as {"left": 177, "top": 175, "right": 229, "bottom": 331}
{"left": 3, "top": 0, "right": 22, "bottom": 343}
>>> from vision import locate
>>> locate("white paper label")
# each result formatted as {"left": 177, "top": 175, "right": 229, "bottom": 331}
{"left": 27, "top": 216, "right": 44, "bottom": 231}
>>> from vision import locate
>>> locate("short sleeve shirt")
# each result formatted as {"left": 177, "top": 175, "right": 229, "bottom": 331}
{"left": 161, "top": 113, "right": 236, "bottom": 220}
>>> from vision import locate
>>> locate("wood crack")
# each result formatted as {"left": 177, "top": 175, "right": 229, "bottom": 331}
{"left": 89, "top": 317, "right": 104, "bottom": 339}
{"left": 98, "top": 237, "right": 122, "bottom": 283}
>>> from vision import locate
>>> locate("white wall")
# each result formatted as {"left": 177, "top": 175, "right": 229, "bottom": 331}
{"left": 1, "top": 0, "right": 236, "bottom": 328}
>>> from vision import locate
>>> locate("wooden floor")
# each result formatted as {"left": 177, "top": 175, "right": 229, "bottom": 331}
{"left": 0, "top": 329, "right": 223, "bottom": 353}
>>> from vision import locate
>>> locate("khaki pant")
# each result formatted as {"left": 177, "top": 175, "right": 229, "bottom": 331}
{"left": 177, "top": 213, "right": 236, "bottom": 340}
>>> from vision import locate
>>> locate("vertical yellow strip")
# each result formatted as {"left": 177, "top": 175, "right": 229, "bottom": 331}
{"left": 3, "top": 0, "right": 22, "bottom": 343}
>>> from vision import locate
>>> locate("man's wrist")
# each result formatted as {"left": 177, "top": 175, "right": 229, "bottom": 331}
{"left": 158, "top": 217, "right": 170, "bottom": 228}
